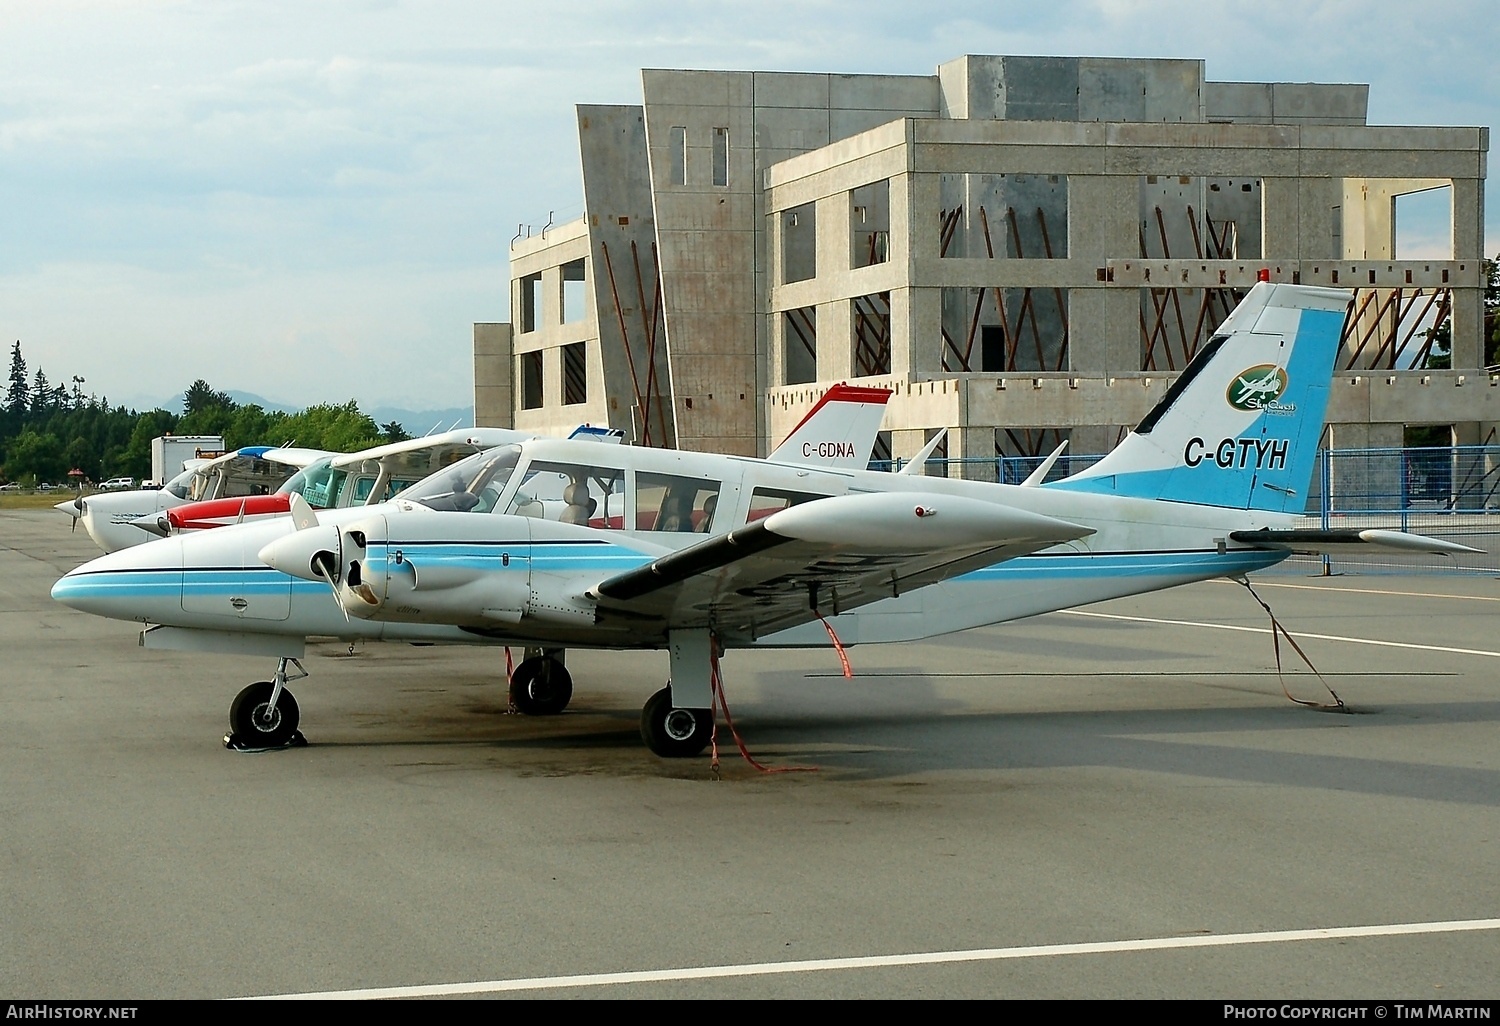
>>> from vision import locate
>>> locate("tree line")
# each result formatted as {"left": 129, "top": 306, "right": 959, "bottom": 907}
{"left": 2, "top": 342, "right": 410, "bottom": 485}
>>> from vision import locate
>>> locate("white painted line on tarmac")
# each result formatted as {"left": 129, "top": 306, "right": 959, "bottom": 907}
{"left": 1064, "top": 609, "right": 1500, "bottom": 659}
{"left": 1214, "top": 579, "right": 1500, "bottom": 603}
{"left": 246, "top": 916, "right": 1500, "bottom": 999}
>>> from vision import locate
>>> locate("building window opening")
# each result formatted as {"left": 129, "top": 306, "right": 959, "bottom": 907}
{"left": 941, "top": 286, "right": 1068, "bottom": 373}
{"left": 561, "top": 258, "right": 587, "bottom": 324}
{"left": 669, "top": 126, "right": 687, "bottom": 186}
{"left": 850, "top": 180, "right": 890, "bottom": 268}
{"left": 520, "top": 350, "right": 544, "bottom": 410}
{"left": 783, "top": 307, "right": 817, "bottom": 385}
{"left": 520, "top": 272, "right": 543, "bottom": 333}
{"left": 562, "top": 342, "right": 587, "bottom": 406}
{"left": 938, "top": 173, "right": 1068, "bottom": 260}
{"left": 870, "top": 431, "right": 893, "bottom": 472}
{"left": 712, "top": 127, "right": 729, "bottom": 187}
{"left": 852, "top": 292, "right": 891, "bottom": 377}
{"left": 1395, "top": 185, "right": 1454, "bottom": 260}
{"left": 782, "top": 202, "right": 816, "bottom": 284}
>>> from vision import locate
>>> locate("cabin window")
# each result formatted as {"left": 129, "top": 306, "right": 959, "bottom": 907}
{"left": 746, "top": 487, "right": 829, "bottom": 524}
{"left": 404, "top": 445, "right": 523, "bottom": 514}
{"left": 508, "top": 460, "right": 625, "bottom": 529}
{"left": 635, "top": 473, "right": 722, "bottom": 532}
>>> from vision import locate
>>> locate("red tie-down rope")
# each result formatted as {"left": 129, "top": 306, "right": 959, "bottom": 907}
{"left": 1236, "top": 577, "right": 1348, "bottom": 712}
{"left": 708, "top": 635, "right": 820, "bottom": 776}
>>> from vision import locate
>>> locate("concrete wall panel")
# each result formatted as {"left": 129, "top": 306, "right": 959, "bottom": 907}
{"left": 753, "top": 72, "right": 830, "bottom": 110}
{"left": 830, "top": 73, "right": 939, "bottom": 117}
{"left": 1207, "top": 82, "right": 1274, "bottom": 124}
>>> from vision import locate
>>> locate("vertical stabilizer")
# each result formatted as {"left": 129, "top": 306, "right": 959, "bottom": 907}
{"left": 1052, "top": 282, "right": 1350, "bottom": 513}
{"left": 768, "top": 383, "right": 892, "bottom": 470}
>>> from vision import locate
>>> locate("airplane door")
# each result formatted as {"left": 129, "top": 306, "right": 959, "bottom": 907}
{"left": 182, "top": 533, "right": 293, "bottom": 621}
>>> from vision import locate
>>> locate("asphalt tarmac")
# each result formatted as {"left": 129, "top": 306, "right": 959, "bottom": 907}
{"left": 4, "top": 509, "right": 1499, "bottom": 1000}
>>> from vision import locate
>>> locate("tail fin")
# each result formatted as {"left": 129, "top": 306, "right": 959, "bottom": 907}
{"left": 769, "top": 383, "right": 892, "bottom": 469}
{"left": 1053, "top": 282, "right": 1350, "bottom": 513}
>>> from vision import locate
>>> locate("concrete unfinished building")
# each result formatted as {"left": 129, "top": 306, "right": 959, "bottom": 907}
{"left": 475, "top": 55, "right": 1491, "bottom": 475}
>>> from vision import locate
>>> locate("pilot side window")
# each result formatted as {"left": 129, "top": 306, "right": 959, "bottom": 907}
{"left": 746, "top": 487, "right": 829, "bottom": 524}
{"left": 507, "top": 460, "right": 626, "bottom": 529}
{"left": 634, "top": 473, "right": 721, "bottom": 532}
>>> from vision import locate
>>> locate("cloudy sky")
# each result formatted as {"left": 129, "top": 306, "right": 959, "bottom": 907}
{"left": 1, "top": 0, "right": 1494, "bottom": 412}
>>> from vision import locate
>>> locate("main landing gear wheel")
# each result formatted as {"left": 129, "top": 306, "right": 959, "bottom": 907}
{"left": 640, "top": 685, "right": 713, "bottom": 758}
{"left": 509, "top": 657, "right": 573, "bottom": 716}
{"left": 228, "top": 680, "right": 301, "bottom": 749}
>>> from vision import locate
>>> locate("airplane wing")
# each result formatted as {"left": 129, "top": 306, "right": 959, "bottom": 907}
{"left": 590, "top": 492, "right": 1093, "bottom": 641}
{"left": 256, "top": 446, "right": 336, "bottom": 469}
{"left": 320, "top": 428, "right": 532, "bottom": 471}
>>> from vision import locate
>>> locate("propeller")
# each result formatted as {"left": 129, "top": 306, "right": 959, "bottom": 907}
{"left": 257, "top": 501, "right": 381, "bottom": 622}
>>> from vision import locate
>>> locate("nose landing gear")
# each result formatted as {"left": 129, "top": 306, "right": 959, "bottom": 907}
{"left": 225, "top": 657, "right": 308, "bottom": 751}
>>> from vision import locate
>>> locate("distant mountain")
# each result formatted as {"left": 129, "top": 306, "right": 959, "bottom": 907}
{"left": 123, "top": 391, "right": 474, "bottom": 436}
{"left": 368, "top": 406, "right": 475, "bottom": 434}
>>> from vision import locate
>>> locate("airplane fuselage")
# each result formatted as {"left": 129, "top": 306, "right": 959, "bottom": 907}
{"left": 54, "top": 436, "right": 1293, "bottom": 655}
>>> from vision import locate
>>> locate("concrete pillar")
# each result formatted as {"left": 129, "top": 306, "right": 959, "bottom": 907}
{"left": 816, "top": 298, "right": 853, "bottom": 380}
{"left": 1450, "top": 177, "right": 1486, "bottom": 372}
{"left": 952, "top": 424, "right": 996, "bottom": 482}
{"left": 1068, "top": 289, "right": 1140, "bottom": 375}
{"left": 888, "top": 286, "right": 913, "bottom": 378}
{"left": 1068, "top": 175, "right": 1138, "bottom": 375}
{"left": 473, "top": 323, "right": 514, "bottom": 428}
{"left": 1261, "top": 177, "right": 1299, "bottom": 258}
{"left": 907, "top": 286, "right": 945, "bottom": 376}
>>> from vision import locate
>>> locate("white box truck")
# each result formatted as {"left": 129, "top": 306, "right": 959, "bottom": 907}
{"left": 150, "top": 435, "right": 225, "bottom": 487}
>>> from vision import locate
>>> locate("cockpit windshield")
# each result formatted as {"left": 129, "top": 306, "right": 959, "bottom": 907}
{"left": 403, "top": 445, "right": 523, "bottom": 513}
{"left": 162, "top": 464, "right": 201, "bottom": 500}
{"left": 274, "top": 459, "right": 349, "bottom": 508}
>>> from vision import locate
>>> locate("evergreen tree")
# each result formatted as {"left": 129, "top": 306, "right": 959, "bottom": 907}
{"left": 6, "top": 341, "right": 28, "bottom": 417}
{"left": 30, "top": 369, "right": 52, "bottom": 415}
{"left": 183, "top": 379, "right": 235, "bottom": 417}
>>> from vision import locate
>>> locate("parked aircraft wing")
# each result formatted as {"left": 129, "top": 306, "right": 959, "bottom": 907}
{"left": 591, "top": 492, "right": 1093, "bottom": 640}
{"left": 1228, "top": 528, "right": 1483, "bottom": 556}
{"left": 318, "top": 428, "right": 533, "bottom": 471}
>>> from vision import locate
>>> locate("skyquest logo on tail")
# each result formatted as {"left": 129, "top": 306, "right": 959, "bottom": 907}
{"left": 1227, "top": 364, "right": 1295, "bottom": 414}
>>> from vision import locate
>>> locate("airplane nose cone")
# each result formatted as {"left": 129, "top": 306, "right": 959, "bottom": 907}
{"left": 258, "top": 524, "right": 342, "bottom": 583}
{"left": 51, "top": 539, "right": 183, "bottom": 618}
{"left": 54, "top": 497, "right": 82, "bottom": 519}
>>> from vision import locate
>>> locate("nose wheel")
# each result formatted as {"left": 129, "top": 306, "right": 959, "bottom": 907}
{"left": 226, "top": 657, "right": 307, "bottom": 751}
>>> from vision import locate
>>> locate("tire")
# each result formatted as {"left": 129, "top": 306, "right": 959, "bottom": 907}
{"left": 509, "top": 657, "right": 573, "bottom": 716}
{"left": 640, "top": 685, "right": 713, "bottom": 758}
{"left": 229, "top": 680, "right": 301, "bottom": 748}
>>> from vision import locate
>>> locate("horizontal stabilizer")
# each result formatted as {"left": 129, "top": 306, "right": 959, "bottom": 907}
{"left": 1229, "top": 528, "right": 1484, "bottom": 556}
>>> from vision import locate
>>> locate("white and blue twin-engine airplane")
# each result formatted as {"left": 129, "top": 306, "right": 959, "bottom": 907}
{"left": 53, "top": 282, "right": 1477, "bottom": 757}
